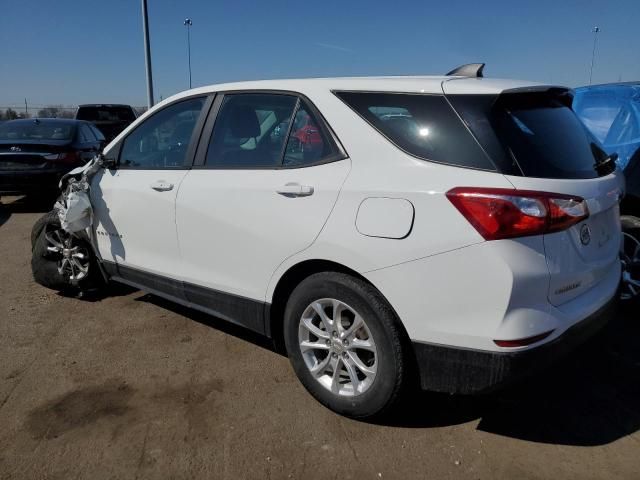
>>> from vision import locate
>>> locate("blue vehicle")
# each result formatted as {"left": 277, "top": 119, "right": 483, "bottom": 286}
{"left": 573, "top": 82, "right": 640, "bottom": 300}
{"left": 573, "top": 82, "right": 640, "bottom": 215}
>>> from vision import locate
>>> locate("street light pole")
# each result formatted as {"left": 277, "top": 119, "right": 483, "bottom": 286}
{"left": 589, "top": 26, "right": 600, "bottom": 85}
{"left": 184, "top": 18, "right": 193, "bottom": 89}
{"left": 142, "top": 0, "right": 155, "bottom": 108}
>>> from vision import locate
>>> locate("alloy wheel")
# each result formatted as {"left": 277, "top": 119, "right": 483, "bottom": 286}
{"left": 298, "top": 298, "right": 377, "bottom": 397}
{"left": 44, "top": 227, "right": 90, "bottom": 283}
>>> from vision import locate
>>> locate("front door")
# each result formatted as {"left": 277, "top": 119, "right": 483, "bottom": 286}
{"left": 92, "top": 96, "right": 209, "bottom": 284}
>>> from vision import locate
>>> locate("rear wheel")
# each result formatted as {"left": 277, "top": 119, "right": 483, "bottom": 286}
{"left": 283, "top": 272, "right": 409, "bottom": 418}
{"left": 621, "top": 215, "right": 640, "bottom": 302}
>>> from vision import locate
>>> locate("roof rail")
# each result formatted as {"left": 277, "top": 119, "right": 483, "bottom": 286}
{"left": 446, "top": 63, "right": 485, "bottom": 78}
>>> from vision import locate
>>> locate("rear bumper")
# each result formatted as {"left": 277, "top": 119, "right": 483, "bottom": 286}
{"left": 0, "top": 170, "right": 65, "bottom": 195}
{"left": 412, "top": 291, "right": 619, "bottom": 394}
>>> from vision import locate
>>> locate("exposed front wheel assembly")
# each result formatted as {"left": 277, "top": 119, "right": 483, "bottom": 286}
{"left": 31, "top": 211, "right": 104, "bottom": 294}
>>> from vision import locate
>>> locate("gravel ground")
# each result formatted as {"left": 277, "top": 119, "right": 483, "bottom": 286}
{"left": 1, "top": 195, "right": 639, "bottom": 480}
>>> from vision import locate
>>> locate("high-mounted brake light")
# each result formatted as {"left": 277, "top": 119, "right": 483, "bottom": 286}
{"left": 446, "top": 187, "right": 589, "bottom": 240}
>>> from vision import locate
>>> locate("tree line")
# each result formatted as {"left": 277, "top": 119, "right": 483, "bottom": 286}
{"left": 0, "top": 106, "right": 75, "bottom": 120}
{"left": 0, "top": 105, "right": 147, "bottom": 121}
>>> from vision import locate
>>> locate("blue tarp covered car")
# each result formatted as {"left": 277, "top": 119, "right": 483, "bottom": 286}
{"left": 573, "top": 82, "right": 640, "bottom": 215}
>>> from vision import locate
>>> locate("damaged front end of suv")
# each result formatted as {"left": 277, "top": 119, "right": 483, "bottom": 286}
{"left": 30, "top": 156, "right": 108, "bottom": 294}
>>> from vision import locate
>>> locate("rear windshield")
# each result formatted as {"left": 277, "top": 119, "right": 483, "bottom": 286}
{"left": 0, "top": 121, "right": 75, "bottom": 141}
{"left": 335, "top": 92, "right": 495, "bottom": 170}
{"left": 449, "top": 92, "right": 612, "bottom": 179}
{"left": 76, "top": 106, "right": 136, "bottom": 122}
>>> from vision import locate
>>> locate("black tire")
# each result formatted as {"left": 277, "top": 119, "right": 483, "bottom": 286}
{"left": 283, "top": 272, "right": 410, "bottom": 419}
{"left": 31, "top": 210, "right": 59, "bottom": 250}
{"left": 621, "top": 215, "right": 640, "bottom": 303}
{"left": 621, "top": 215, "right": 640, "bottom": 237}
{"left": 31, "top": 214, "right": 104, "bottom": 293}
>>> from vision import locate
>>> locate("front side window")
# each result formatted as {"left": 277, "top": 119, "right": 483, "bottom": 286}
{"left": 206, "top": 94, "right": 298, "bottom": 168}
{"left": 119, "top": 97, "right": 205, "bottom": 168}
{"left": 80, "top": 124, "right": 95, "bottom": 142}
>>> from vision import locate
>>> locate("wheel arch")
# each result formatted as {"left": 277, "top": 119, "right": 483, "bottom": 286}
{"left": 267, "top": 258, "right": 411, "bottom": 355}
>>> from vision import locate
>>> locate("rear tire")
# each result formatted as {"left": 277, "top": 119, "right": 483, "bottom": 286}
{"left": 621, "top": 215, "right": 640, "bottom": 302}
{"left": 283, "top": 272, "right": 409, "bottom": 418}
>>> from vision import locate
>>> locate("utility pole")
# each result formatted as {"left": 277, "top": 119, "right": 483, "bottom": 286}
{"left": 589, "top": 26, "right": 600, "bottom": 85}
{"left": 141, "top": 0, "right": 155, "bottom": 108}
{"left": 24, "top": 98, "right": 28, "bottom": 117}
{"left": 184, "top": 18, "right": 193, "bottom": 89}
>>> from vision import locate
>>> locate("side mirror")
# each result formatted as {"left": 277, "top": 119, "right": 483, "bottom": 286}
{"left": 98, "top": 154, "right": 117, "bottom": 170}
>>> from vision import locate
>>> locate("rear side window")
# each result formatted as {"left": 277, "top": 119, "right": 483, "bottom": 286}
{"left": 206, "top": 94, "right": 298, "bottom": 168}
{"left": 283, "top": 103, "right": 335, "bottom": 166}
{"left": 335, "top": 92, "right": 495, "bottom": 170}
{"left": 449, "top": 92, "right": 611, "bottom": 179}
{"left": 90, "top": 125, "right": 105, "bottom": 142}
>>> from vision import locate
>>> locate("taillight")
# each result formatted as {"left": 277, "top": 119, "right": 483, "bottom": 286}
{"left": 44, "top": 151, "right": 80, "bottom": 165}
{"left": 446, "top": 187, "right": 589, "bottom": 240}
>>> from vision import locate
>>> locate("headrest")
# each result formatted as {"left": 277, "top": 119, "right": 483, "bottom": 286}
{"left": 228, "top": 105, "right": 260, "bottom": 138}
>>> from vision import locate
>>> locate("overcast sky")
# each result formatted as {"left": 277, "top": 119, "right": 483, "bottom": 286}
{"left": 1, "top": 0, "right": 638, "bottom": 108}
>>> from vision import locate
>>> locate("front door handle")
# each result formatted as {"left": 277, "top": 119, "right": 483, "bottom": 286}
{"left": 276, "top": 183, "right": 314, "bottom": 197}
{"left": 150, "top": 181, "right": 174, "bottom": 192}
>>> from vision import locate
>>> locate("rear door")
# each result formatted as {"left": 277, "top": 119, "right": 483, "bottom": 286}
{"left": 175, "top": 92, "right": 349, "bottom": 312}
{"left": 92, "top": 96, "right": 210, "bottom": 288}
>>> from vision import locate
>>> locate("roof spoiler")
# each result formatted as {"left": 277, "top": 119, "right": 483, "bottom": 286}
{"left": 446, "top": 63, "right": 485, "bottom": 78}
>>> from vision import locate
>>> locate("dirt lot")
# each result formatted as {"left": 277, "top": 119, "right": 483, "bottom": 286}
{"left": 1, "top": 196, "right": 639, "bottom": 480}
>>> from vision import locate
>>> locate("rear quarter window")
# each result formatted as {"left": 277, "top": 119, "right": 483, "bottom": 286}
{"left": 334, "top": 91, "right": 495, "bottom": 170}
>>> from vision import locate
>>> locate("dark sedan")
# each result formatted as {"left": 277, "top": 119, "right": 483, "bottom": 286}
{"left": 0, "top": 118, "right": 104, "bottom": 199}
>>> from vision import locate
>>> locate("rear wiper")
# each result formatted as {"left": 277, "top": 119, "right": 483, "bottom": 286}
{"left": 594, "top": 152, "right": 618, "bottom": 172}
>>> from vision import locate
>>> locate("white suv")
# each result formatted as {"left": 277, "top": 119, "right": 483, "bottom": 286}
{"left": 32, "top": 65, "right": 623, "bottom": 418}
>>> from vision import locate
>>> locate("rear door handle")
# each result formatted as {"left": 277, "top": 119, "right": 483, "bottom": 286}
{"left": 276, "top": 183, "right": 314, "bottom": 197}
{"left": 150, "top": 181, "right": 174, "bottom": 192}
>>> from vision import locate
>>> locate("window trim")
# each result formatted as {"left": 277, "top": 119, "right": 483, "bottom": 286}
{"left": 116, "top": 93, "right": 214, "bottom": 170}
{"left": 332, "top": 89, "right": 498, "bottom": 173}
{"left": 192, "top": 89, "right": 348, "bottom": 170}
